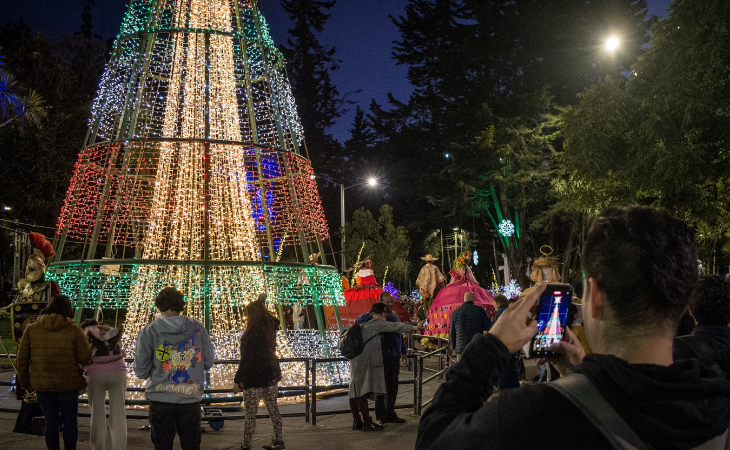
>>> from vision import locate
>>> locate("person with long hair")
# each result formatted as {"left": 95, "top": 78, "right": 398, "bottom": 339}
{"left": 80, "top": 318, "right": 128, "bottom": 450}
{"left": 233, "top": 294, "right": 285, "bottom": 450}
{"left": 17, "top": 295, "right": 92, "bottom": 450}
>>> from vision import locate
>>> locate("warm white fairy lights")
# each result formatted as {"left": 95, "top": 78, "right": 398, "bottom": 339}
{"left": 54, "top": 0, "right": 339, "bottom": 369}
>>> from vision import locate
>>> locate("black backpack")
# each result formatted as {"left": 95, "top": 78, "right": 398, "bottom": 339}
{"left": 87, "top": 329, "right": 123, "bottom": 358}
{"left": 339, "top": 323, "right": 377, "bottom": 360}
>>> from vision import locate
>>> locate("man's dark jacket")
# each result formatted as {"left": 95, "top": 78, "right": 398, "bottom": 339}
{"left": 674, "top": 326, "right": 730, "bottom": 366}
{"left": 417, "top": 333, "right": 730, "bottom": 450}
{"left": 449, "top": 301, "right": 490, "bottom": 354}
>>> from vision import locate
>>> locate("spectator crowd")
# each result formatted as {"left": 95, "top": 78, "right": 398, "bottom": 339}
{"left": 11, "top": 206, "right": 730, "bottom": 450}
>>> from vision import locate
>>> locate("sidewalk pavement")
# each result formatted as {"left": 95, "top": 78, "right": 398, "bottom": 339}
{"left": 0, "top": 361, "right": 440, "bottom": 450}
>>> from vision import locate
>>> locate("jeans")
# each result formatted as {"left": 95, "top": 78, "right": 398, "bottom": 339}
{"left": 86, "top": 370, "right": 127, "bottom": 450}
{"left": 148, "top": 401, "right": 201, "bottom": 450}
{"left": 36, "top": 390, "right": 79, "bottom": 450}
{"left": 375, "top": 356, "right": 400, "bottom": 421}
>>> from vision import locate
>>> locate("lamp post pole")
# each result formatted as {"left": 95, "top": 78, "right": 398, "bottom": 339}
{"left": 335, "top": 178, "right": 377, "bottom": 271}
{"left": 341, "top": 183, "right": 346, "bottom": 270}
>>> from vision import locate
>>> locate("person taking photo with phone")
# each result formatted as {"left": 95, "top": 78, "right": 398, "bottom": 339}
{"left": 417, "top": 206, "right": 730, "bottom": 450}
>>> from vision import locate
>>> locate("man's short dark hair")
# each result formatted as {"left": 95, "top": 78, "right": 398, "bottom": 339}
{"left": 691, "top": 275, "right": 730, "bottom": 327}
{"left": 155, "top": 287, "right": 186, "bottom": 313}
{"left": 371, "top": 302, "right": 388, "bottom": 315}
{"left": 379, "top": 291, "right": 394, "bottom": 303}
{"left": 494, "top": 294, "right": 509, "bottom": 309}
{"left": 582, "top": 206, "right": 697, "bottom": 332}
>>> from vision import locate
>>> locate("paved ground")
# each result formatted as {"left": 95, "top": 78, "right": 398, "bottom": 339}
{"left": 0, "top": 357, "right": 541, "bottom": 450}
{"left": 0, "top": 360, "right": 444, "bottom": 450}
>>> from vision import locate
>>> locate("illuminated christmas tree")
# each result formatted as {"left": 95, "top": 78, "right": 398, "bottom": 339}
{"left": 47, "top": 0, "right": 345, "bottom": 364}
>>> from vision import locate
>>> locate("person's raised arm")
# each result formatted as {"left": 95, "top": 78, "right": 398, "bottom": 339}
{"left": 417, "top": 283, "right": 546, "bottom": 450}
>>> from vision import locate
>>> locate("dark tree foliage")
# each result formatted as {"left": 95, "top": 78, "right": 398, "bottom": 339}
{"left": 562, "top": 0, "right": 730, "bottom": 274}
{"left": 343, "top": 106, "right": 374, "bottom": 170}
{"left": 0, "top": 22, "right": 108, "bottom": 228}
{"left": 279, "top": 0, "right": 344, "bottom": 179}
{"left": 373, "top": 0, "right": 651, "bottom": 285}
{"left": 80, "top": 0, "right": 97, "bottom": 39}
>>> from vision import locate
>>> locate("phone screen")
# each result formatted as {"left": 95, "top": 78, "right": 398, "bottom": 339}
{"left": 531, "top": 285, "right": 573, "bottom": 357}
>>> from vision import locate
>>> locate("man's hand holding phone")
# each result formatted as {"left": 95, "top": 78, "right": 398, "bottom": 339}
{"left": 489, "top": 282, "right": 545, "bottom": 352}
{"left": 537, "top": 327, "right": 586, "bottom": 375}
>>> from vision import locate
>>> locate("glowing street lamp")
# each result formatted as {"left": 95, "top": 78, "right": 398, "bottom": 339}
{"left": 341, "top": 177, "right": 379, "bottom": 268}
{"left": 606, "top": 36, "right": 620, "bottom": 51}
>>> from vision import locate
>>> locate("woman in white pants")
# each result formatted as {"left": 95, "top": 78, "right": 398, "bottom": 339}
{"left": 80, "top": 319, "right": 128, "bottom": 450}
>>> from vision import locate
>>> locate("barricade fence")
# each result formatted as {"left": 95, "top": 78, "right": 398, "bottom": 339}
{"left": 0, "top": 337, "right": 451, "bottom": 423}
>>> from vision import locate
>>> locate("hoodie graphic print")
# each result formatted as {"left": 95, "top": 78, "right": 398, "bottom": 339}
{"left": 134, "top": 315, "right": 215, "bottom": 403}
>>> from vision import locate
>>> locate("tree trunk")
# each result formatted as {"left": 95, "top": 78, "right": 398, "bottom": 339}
{"left": 561, "top": 217, "right": 579, "bottom": 282}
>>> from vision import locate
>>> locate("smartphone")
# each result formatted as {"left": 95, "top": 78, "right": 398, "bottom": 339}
{"left": 528, "top": 284, "right": 573, "bottom": 358}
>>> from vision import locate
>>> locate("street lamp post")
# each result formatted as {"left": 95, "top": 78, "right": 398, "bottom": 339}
{"left": 341, "top": 183, "right": 346, "bottom": 270}
{"left": 340, "top": 177, "right": 378, "bottom": 270}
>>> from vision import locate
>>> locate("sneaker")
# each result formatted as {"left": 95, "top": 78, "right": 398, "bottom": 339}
{"left": 352, "top": 419, "right": 364, "bottom": 430}
{"left": 362, "top": 422, "right": 384, "bottom": 432}
{"left": 262, "top": 442, "right": 285, "bottom": 450}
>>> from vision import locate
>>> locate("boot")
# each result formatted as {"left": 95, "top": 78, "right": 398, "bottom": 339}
{"left": 353, "top": 418, "right": 364, "bottom": 430}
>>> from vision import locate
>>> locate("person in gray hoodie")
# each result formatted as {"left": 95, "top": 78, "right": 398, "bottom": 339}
{"left": 134, "top": 287, "right": 215, "bottom": 450}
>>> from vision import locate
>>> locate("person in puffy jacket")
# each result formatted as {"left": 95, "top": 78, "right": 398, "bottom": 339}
{"left": 80, "top": 319, "right": 128, "bottom": 450}
{"left": 17, "top": 295, "right": 92, "bottom": 450}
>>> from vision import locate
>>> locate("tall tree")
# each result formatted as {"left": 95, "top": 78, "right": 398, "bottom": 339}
{"left": 80, "top": 0, "right": 96, "bottom": 39}
{"left": 344, "top": 205, "right": 411, "bottom": 286}
{"left": 561, "top": 0, "right": 730, "bottom": 272}
{"left": 386, "top": 0, "right": 651, "bottom": 283}
{"left": 280, "top": 0, "right": 344, "bottom": 178}
{"left": 342, "top": 105, "right": 373, "bottom": 170}
{"left": 0, "top": 23, "right": 108, "bottom": 227}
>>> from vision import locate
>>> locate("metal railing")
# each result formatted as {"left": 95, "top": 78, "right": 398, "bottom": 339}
{"left": 1, "top": 338, "right": 452, "bottom": 421}
{"left": 410, "top": 334, "right": 451, "bottom": 415}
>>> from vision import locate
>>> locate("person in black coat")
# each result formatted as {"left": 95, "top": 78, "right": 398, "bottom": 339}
{"left": 417, "top": 207, "right": 730, "bottom": 450}
{"left": 233, "top": 295, "right": 284, "bottom": 450}
{"left": 674, "top": 275, "right": 730, "bottom": 378}
{"left": 449, "top": 291, "right": 491, "bottom": 359}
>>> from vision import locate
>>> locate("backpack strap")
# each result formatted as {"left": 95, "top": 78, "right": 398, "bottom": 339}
{"left": 688, "top": 429, "right": 728, "bottom": 450}
{"left": 676, "top": 335, "right": 716, "bottom": 363}
{"left": 547, "top": 374, "right": 649, "bottom": 450}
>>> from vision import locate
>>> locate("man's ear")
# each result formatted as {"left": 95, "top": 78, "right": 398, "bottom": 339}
{"left": 587, "top": 278, "right": 604, "bottom": 319}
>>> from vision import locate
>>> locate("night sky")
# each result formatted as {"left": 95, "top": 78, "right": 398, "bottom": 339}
{"left": 1, "top": 0, "right": 673, "bottom": 142}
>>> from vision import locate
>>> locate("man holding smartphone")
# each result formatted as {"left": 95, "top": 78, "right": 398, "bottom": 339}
{"left": 417, "top": 207, "right": 730, "bottom": 450}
